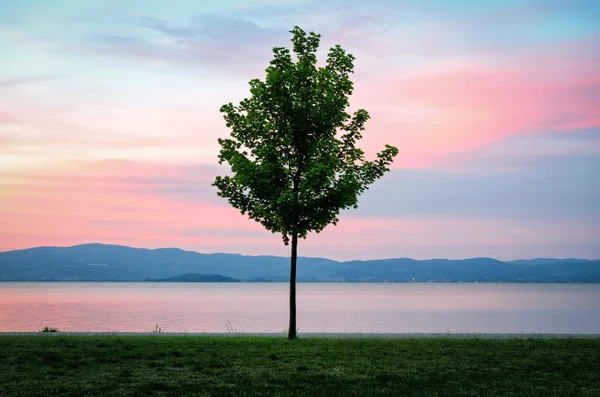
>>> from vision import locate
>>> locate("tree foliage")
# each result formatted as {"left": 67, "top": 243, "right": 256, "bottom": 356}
{"left": 214, "top": 26, "right": 398, "bottom": 241}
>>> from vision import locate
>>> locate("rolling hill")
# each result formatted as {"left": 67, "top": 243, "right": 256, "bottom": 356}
{"left": 0, "top": 243, "right": 598, "bottom": 283}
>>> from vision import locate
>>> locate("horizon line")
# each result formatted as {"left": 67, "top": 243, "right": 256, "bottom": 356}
{"left": 1, "top": 242, "right": 597, "bottom": 263}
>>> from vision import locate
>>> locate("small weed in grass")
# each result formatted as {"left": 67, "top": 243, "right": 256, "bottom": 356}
{"left": 225, "top": 320, "right": 237, "bottom": 333}
{"left": 40, "top": 325, "right": 59, "bottom": 333}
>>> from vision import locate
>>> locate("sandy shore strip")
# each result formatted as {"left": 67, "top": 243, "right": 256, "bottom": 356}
{"left": 1, "top": 332, "right": 599, "bottom": 338}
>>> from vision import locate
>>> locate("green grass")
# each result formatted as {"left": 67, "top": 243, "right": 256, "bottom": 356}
{"left": 0, "top": 335, "right": 599, "bottom": 396}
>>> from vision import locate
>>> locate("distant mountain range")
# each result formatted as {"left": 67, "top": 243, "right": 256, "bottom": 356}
{"left": 0, "top": 243, "right": 598, "bottom": 283}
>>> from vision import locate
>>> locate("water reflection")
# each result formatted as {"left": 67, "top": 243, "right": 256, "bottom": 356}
{"left": 0, "top": 283, "right": 598, "bottom": 333}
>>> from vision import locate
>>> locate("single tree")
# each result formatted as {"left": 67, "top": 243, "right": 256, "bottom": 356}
{"left": 214, "top": 26, "right": 398, "bottom": 339}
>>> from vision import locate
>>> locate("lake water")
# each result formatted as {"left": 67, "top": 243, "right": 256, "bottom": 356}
{"left": 0, "top": 283, "right": 599, "bottom": 334}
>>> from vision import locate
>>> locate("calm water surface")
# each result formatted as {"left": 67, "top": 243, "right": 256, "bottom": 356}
{"left": 0, "top": 283, "right": 598, "bottom": 333}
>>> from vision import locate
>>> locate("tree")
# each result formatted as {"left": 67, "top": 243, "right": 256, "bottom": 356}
{"left": 213, "top": 26, "right": 398, "bottom": 339}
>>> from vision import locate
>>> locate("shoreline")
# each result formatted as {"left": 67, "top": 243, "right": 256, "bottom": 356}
{"left": 2, "top": 331, "right": 599, "bottom": 338}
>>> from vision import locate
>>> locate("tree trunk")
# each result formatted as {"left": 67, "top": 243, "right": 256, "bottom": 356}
{"left": 288, "top": 231, "right": 298, "bottom": 340}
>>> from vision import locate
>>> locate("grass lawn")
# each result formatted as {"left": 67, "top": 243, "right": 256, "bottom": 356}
{"left": 0, "top": 335, "right": 598, "bottom": 396}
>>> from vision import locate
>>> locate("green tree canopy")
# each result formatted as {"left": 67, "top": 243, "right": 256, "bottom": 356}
{"left": 214, "top": 26, "right": 398, "bottom": 339}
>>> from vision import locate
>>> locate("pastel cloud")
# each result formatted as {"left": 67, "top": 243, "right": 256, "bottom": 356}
{"left": 352, "top": 45, "right": 600, "bottom": 168}
{"left": 301, "top": 216, "right": 600, "bottom": 260}
{"left": 1, "top": 159, "right": 597, "bottom": 260}
{"left": 0, "top": 160, "right": 276, "bottom": 253}
{"left": 1, "top": 147, "right": 597, "bottom": 260}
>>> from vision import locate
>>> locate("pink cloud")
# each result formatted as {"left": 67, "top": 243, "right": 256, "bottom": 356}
{"left": 2, "top": 158, "right": 598, "bottom": 260}
{"left": 0, "top": 99, "right": 226, "bottom": 166}
{"left": 0, "top": 160, "right": 276, "bottom": 253}
{"left": 0, "top": 110, "right": 16, "bottom": 124}
{"left": 351, "top": 37, "right": 600, "bottom": 169}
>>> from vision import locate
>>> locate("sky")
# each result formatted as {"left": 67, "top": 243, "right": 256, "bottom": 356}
{"left": 0, "top": 0, "right": 599, "bottom": 260}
